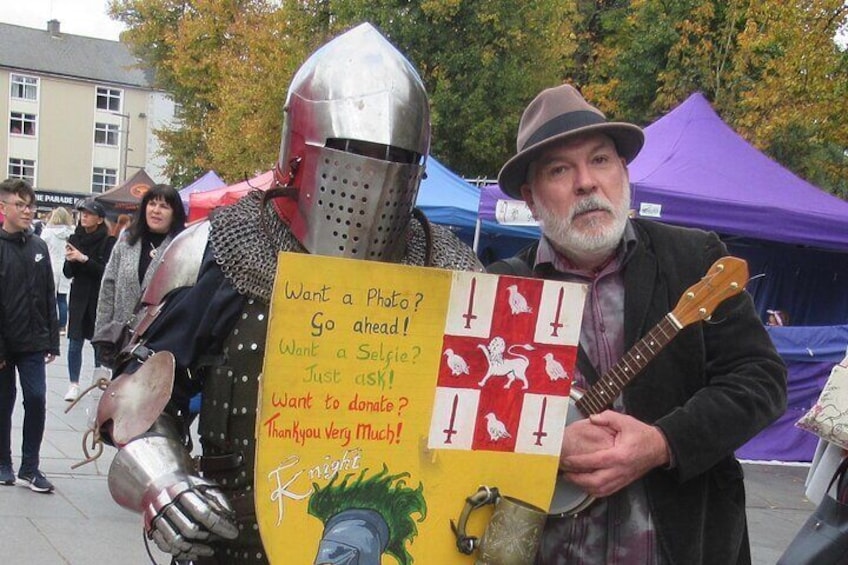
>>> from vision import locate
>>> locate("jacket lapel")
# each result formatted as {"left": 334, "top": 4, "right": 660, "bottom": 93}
{"left": 623, "top": 237, "right": 658, "bottom": 348}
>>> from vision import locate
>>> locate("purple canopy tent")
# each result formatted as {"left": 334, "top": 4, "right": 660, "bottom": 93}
{"left": 627, "top": 93, "right": 848, "bottom": 462}
{"left": 629, "top": 93, "right": 848, "bottom": 251}
{"left": 737, "top": 324, "right": 848, "bottom": 463}
{"left": 629, "top": 93, "right": 848, "bottom": 327}
{"left": 178, "top": 170, "right": 226, "bottom": 214}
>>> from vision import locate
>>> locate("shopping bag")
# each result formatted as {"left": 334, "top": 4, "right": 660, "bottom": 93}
{"left": 777, "top": 456, "right": 848, "bottom": 565}
{"left": 796, "top": 354, "right": 848, "bottom": 450}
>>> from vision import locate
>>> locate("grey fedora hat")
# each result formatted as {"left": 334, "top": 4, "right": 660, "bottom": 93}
{"left": 498, "top": 84, "right": 644, "bottom": 199}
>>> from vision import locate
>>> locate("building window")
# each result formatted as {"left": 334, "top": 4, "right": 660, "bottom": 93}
{"left": 8, "top": 158, "right": 36, "bottom": 184}
{"left": 92, "top": 167, "right": 117, "bottom": 193}
{"left": 10, "top": 74, "right": 38, "bottom": 101}
{"left": 94, "top": 122, "right": 120, "bottom": 146}
{"left": 10, "top": 112, "right": 37, "bottom": 136}
{"left": 96, "top": 87, "right": 122, "bottom": 112}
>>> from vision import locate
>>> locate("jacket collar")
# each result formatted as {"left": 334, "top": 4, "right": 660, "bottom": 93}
{"left": 623, "top": 220, "right": 658, "bottom": 347}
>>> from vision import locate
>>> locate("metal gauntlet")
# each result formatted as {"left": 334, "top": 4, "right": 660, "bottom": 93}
{"left": 108, "top": 421, "right": 239, "bottom": 560}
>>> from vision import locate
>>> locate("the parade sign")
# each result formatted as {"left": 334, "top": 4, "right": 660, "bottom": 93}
{"left": 256, "top": 253, "right": 586, "bottom": 563}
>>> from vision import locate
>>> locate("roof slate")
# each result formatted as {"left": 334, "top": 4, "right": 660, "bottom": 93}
{"left": 0, "top": 22, "right": 153, "bottom": 88}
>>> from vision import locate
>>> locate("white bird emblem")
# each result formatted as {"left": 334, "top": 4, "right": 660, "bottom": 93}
{"left": 444, "top": 348, "right": 470, "bottom": 376}
{"left": 543, "top": 352, "right": 569, "bottom": 381}
{"left": 506, "top": 284, "right": 533, "bottom": 315}
{"left": 484, "top": 412, "right": 511, "bottom": 441}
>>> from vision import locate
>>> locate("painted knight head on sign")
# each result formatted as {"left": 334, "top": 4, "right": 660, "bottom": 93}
{"left": 275, "top": 22, "right": 431, "bottom": 263}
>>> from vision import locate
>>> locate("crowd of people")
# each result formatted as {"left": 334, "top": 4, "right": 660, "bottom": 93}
{"left": 0, "top": 179, "right": 186, "bottom": 495}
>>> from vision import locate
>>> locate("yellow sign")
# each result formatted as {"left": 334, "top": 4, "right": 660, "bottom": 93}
{"left": 256, "top": 253, "right": 585, "bottom": 564}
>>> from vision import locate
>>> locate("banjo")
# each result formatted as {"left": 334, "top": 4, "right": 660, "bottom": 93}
{"left": 549, "top": 256, "right": 749, "bottom": 516}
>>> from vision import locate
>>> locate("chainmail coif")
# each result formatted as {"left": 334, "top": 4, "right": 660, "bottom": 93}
{"left": 209, "top": 190, "right": 482, "bottom": 302}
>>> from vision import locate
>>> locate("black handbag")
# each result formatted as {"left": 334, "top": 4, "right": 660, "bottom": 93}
{"left": 777, "top": 455, "right": 848, "bottom": 565}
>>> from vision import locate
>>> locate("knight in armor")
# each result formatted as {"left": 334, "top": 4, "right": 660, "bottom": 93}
{"left": 97, "top": 23, "right": 481, "bottom": 564}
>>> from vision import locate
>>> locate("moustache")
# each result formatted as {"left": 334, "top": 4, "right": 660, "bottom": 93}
{"left": 569, "top": 197, "right": 613, "bottom": 221}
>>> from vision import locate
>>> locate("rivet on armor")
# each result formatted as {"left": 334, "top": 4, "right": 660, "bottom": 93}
{"left": 242, "top": 375, "right": 249, "bottom": 382}
{"left": 251, "top": 343, "right": 258, "bottom": 350}
{"left": 237, "top": 343, "right": 244, "bottom": 350}
{"left": 248, "top": 298, "right": 254, "bottom": 305}
{"left": 258, "top": 313, "right": 265, "bottom": 321}
{"left": 241, "top": 313, "right": 248, "bottom": 319}
{"left": 241, "top": 407, "right": 248, "bottom": 414}
{"left": 233, "top": 328, "right": 239, "bottom": 335}
{"left": 228, "top": 370, "right": 234, "bottom": 377}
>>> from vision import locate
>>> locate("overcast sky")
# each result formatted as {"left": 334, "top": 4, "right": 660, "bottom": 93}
{"left": 0, "top": 1, "right": 125, "bottom": 41}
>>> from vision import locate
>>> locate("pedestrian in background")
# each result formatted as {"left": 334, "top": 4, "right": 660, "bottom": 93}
{"left": 94, "top": 185, "right": 186, "bottom": 352}
{"left": 0, "top": 178, "right": 59, "bottom": 493}
{"left": 41, "top": 207, "right": 75, "bottom": 335}
{"left": 62, "top": 199, "right": 115, "bottom": 401}
{"left": 110, "top": 213, "right": 132, "bottom": 238}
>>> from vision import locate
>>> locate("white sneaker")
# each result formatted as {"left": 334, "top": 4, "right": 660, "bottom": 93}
{"left": 63, "top": 384, "right": 80, "bottom": 402}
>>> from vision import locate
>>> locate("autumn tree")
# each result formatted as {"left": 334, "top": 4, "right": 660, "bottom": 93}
{"left": 109, "top": 0, "right": 309, "bottom": 185}
{"left": 111, "top": 0, "right": 847, "bottom": 197}
{"left": 572, "top": 0, "right": 848, "bottom": 198}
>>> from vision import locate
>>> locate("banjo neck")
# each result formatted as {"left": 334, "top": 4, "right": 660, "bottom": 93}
{"left": 574, "top": 314, "right": 682, "bottom": 417}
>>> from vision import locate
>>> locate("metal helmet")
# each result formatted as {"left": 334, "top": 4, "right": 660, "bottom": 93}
{"left": 277, "top": 22, "right": 430, "bottom": 262}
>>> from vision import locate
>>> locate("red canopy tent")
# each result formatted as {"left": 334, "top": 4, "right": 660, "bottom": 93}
{"left": 187, "top": 170, "right": 275, "bottom": 222}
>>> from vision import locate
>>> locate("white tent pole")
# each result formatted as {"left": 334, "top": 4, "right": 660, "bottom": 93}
{"left": 472, "top": 218, "right": 482, "bottom": 253}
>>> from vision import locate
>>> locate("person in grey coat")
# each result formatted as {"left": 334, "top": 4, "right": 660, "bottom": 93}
{"left": 93, "top": 184, "right": 186, "bottom": 372}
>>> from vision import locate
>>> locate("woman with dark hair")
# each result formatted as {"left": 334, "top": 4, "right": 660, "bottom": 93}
{"left": 92, "top": 185, "right": 186, "bottom": 382}
{"left": 63, "top": 199, "right": 115, "bottom": 401}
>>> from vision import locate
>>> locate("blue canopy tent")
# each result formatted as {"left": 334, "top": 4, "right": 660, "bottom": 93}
{"left": 415, "top": 157, "right": 480, "bottom": 245}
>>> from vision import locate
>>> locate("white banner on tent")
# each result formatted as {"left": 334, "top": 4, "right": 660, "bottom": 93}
{"left": 495, "top": 199, "right": 538, "bottom": 226}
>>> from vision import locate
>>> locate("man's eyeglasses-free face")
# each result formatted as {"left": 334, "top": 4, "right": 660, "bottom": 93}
{"left": 2, "top": 200, "right": 37, "bottom": 212}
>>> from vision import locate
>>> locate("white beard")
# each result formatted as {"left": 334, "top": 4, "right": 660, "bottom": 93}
{"left": 534, "top": 182, "right": 631, "bottom": 265}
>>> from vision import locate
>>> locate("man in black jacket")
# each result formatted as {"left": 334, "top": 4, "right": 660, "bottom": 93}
{"left": 0, "top": 178, "right": 60, "bottom": 493}
{"left": 492, "top": 85, "right": 787, "bottom": 564}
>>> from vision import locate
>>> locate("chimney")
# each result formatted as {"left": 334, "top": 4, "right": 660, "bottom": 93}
{"left": 47, "top": 19, "right": 61, "bottom": 36}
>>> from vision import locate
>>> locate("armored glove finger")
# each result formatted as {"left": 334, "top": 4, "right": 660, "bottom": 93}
{"left": 149, "top": 512, "right": 215, "bottom": 560}
{"left": 180, "top": 483, "right": 240, "bottom": 539}
{"left": 144, "top": 480, "right": 238, "bottom": 541}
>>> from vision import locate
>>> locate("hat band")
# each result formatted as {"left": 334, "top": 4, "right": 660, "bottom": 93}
{"left": 523, "top": 110, "right": 607, "bottom": 150}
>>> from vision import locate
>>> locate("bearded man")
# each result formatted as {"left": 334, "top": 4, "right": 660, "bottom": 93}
{"left": 97, "top": 24, "right": 481, "bottom": 564}
{"left": 489, "top": 84, "right": 786, "bottom": 565}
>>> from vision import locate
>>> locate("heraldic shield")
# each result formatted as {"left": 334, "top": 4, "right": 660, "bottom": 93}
{"left": 255, "top": 252, "right": 586, "bottom": 563}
